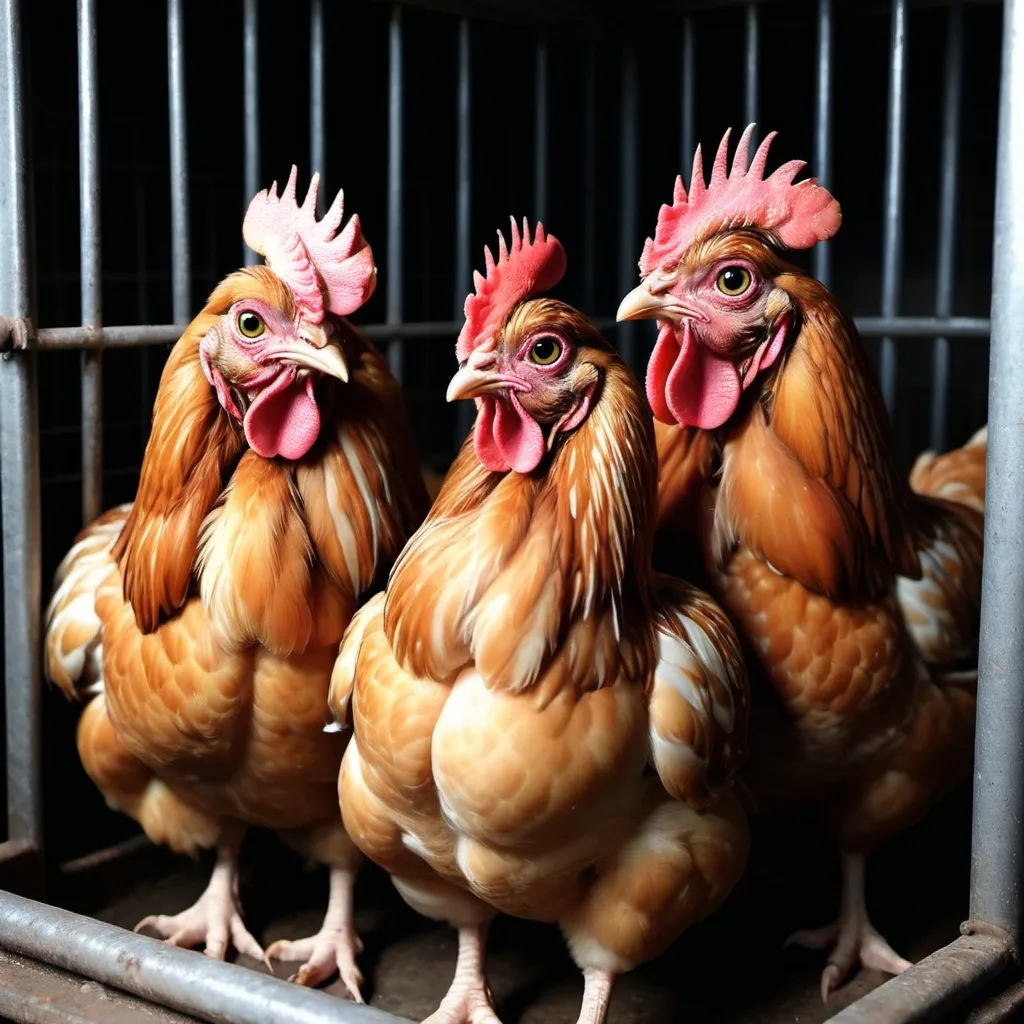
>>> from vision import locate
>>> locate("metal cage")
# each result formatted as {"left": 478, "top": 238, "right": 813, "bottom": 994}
{"left": 0, "top": 0, "right": 1021, "bottom": 1021}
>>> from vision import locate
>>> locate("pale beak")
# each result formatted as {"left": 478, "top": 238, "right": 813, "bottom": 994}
{"left": 616, "top": 281, "right": 699, "bottom": 325}
{"left": 264, "top": 340, "right": 349, "bottom": 382}
{"left": 446, "top": 365, "right": 522, "bottom": 403}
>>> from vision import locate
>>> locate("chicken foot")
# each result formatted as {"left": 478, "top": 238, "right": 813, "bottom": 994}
{"left": 135, "top": 829, "right": 267, "bottom": 964}
{"left": 267, "top": 867, "right": 364, "bottom": 999}
{"left": 422, "top": 923, "right": 502, "bottom": 1024}
{"left": 785, "top": 851, "right": 913, "bottom": 1001}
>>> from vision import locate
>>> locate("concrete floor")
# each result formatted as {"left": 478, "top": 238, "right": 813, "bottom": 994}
{"left": 62, "top": 785, "right": 976, "bottom": 1024}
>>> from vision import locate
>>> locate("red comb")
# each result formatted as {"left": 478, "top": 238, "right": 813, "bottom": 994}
{"left": 243, "top": 166, "right": 377, "bottom": 322}
{"left": 639, "top": 124, "right": 841, "bottom": 277}
{"left": 457, "top": 217, "right": 567, "bottom": 361}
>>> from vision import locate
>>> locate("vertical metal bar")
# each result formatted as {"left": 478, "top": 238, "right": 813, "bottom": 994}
{"left": 455, "top": 17, "right": 473, "bottom": 445}
{"left": 681, "top": 14, "right": 695, "bottom": 170}
{"left": 583, "top": 41, "right": 597, "bottom": 315}
{"left": 310, "top": 0, "right": 325, "bottom": 216}
{"left": 879, "top": 0, "right": 908, "bottom": 415}
{"left": 812, "top": 0, "right": 833, "bottom": 287}
{"left": 167, "top": 0, "right": 190, "bottom": 324}
{"left": 534, "top": 33, "right": 548, "bottom": 223}
{"left": 243, "top": 0, "right": 259, "bottom": 265}
{"left": 387, "top": 4, "right": 403, "bottom": 382}
{"left": 618, "top": 43, "right": 638, "bottom": 370}
{"left": 77, "top": 0, "right": 102, "bottom": 525}
{"left": 0, "top": 0, "right": 43, "bottom": 851}
{"left": 135, "top": 171, "right": 152, "bottom": 425}
{"left": 970, "top": 0, "right": 1024, "bottom": 950}
{"left": 930, "top": 0, "right": 964, "bottom": 454}
{"left": 744, "top": 4, "right": 758, "bottom": 128}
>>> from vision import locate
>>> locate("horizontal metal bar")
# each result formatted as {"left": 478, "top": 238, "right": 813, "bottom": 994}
{"left": 965, "top": 976, "right": 1024, "bottom": 1023}
{"left": 1, "top": 316, "right": 991, "bottom": 354}
{"left": 854, "top": 316, "right": 990, "bottom": 337}
{"left": 829, "top": 925, "right": 1015, "bottom": 1024}
{"left": 0, "top": 891, "right": 409, "bottom": 1024}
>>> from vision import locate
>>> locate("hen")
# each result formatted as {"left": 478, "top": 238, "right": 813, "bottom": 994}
{"left": 617, "top": 125, "right": 987, "bottom": 999}
{"left": 332, "top": 220, "right": 750, "bottom": 1024}
{"left": 44, "top": 169, "right": 429, "bottom": 994}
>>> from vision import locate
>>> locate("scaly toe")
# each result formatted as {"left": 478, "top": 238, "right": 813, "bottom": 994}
{"left": 785, "top": 922, "right": 840, "bottom": 951}
{"left": 860, "top": 931, "right": 913, "bottom": 976}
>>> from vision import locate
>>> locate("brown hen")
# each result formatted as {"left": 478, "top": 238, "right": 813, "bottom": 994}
{"left": 333, "top": 221, "right": 750, "bottom": 1024}
{"left": 44, "top": 169, "right": 429, "bottom": 994}
{"left": 618, "top": 125, "right": 986, "bottom": 999}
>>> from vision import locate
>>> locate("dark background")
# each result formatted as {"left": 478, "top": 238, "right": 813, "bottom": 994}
{"left": 5, "top": 0, "right": 1002, "bottom": 867}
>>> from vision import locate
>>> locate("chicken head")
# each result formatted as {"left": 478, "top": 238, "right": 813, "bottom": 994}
{"left": 616, "top": 124, "right": 841, "bottom": 431}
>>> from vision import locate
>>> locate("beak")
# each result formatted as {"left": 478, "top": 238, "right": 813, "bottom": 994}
{"left": 446, "top": 365, "right": 520, "bottom": 403}
{"left": 264, "top": 340, "right": 349, "bottom": 382}
{"left": 616, "top": 279, "right": 698, "bottom": 325}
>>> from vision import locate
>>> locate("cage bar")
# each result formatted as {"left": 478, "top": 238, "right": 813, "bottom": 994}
{"left": 387, "top": 3, "right": 404, "bottom": 383}
{"left": 829, "top": 928, "right": 1014, "bottom": 1024}
{"left": 812, "top": 0, "right": 833, "bottom": 287}
{"left": 455, "top": 17, "right": 473, "bottom": 445}
{"left": 77, "top": 0, "right": 102, "bottom": 526}
{"left": 583, "top": 41, "right": 596, "bottom": 315}
{"left": 167, "top": 0, "right": 190, "bottom": 324}
{"left": 931, "top": 0, "right": 964, "bottom": 453}
{"left": 681, "top": 14, "right": 695, "bottom": 168}
{"left": 243, "top": 0, "right": 259, "bottom": 265}
{"left": 970, "top": 0, "right": 1024, "bottom": 951}
{"left": 745, "top": 4, "right": 758, "bottom": 128}
{"left": 534, "top": 33, "right": 548, "bottom": 223}
{"left": 134, "top": 171, "right": 153, "bottom": 419}
{"left": 0, "top": 891, "right": 407, "bottom": 1024}
{"left": 618, "top": 43, "right": 638, "bottom": 370}
{"left": 879, "top": 0, "right": 908, "bottom": 414}
{"left": 0, "top": 314, "right": 988, "bottom": 354}
{"left": 0, "top": 0, "right": 43, "bottom": 859}
{"left": 310, "top": 0, "right": 325, "bottom": 216}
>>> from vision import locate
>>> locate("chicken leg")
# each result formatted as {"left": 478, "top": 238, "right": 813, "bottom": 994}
{"left": 267, "top": 866, "right": 364, "bottom": 999}
{"left": 576, "top": 968, "right": 615, "bottom": 1024}
{"left": 135, "top": 827, "right": 266, "bottom": 964}
{"left": 786, "top": 851, "right": 913, "bottom": 1001}
{"left": 422, "top": 923, "right": 502, "bottom": 1024}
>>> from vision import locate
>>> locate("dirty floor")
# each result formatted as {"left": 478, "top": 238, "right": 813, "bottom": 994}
{"left": 35, "top": 783, "right": 983, "bottom": 1024}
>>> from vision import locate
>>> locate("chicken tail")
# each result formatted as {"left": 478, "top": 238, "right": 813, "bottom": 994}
{"left": 908, "top": 424, "right": 987, "bottom": 515}
{"left": 44, "top": 504, "right": 132, "bottom": 701}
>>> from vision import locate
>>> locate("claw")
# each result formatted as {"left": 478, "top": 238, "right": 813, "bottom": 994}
{"left": 787, "top": 852, "right": 914, "bottom": 1002}
{"left": 267, "top": 867, "right": 364, "bottom": 1000}
{"left": 133, "top": 834, "right": 265, "bottom": 966}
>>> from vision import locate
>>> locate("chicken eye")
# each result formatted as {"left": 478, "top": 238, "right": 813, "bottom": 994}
{"left": 528, "top": 336, "right": 562, "bottom": 366}
{"left": 716, "top": 266, "right": 752, "bottom": 297}
{"left": 237, "top": 310, "right": 265, "bottom": 339}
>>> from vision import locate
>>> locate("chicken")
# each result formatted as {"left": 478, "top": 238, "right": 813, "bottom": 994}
{"left": 617, "top": 124, "right": 987, "bottom": 999}
{"left": 44, "top": 168, "right": 429, "bottom": 995}
{"left": 332, "top": 220, "right": 750, "bottom": 1024}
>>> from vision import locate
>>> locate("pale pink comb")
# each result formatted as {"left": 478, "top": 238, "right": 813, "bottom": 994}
{"left": 242, "top": 166, "right": 377, "bottom": 322}
{"left": 457, "top": 217, "right": 567, "bottom": 362}
{"left": 639, "top": 124, "right": 841, "bottom": 276}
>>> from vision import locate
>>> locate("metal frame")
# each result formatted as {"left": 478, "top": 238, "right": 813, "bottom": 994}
{"left": 0, "top": 0, "right": 1020, "bottom": 1022}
